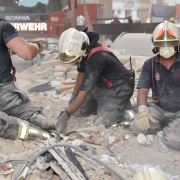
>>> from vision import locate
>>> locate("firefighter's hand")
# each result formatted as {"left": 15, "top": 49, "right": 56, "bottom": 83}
{"left": 136, "top": 105, "right": 156, "bottom": 130}
{"left": 32, "top": 40, "right": 43, "bottom": 53}
{"left": 56, "top": 111, "right": 71, "bottom": 133}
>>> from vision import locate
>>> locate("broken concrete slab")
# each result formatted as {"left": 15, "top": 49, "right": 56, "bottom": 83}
{"left": 53, "top": 72, "right": 66, "bottom": 78}
{"left": 54, "top": 65, "right": 67, "bottom": 73}
{"left": 18, "top": 60, "right": 60, "bottom": 77}
{"left": 67, "top": 71, "right": 78, "bottom": 79}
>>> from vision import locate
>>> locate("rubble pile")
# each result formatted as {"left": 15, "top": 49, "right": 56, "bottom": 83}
{"left": 0, "top": 53, "right": 179, "bottom": 180}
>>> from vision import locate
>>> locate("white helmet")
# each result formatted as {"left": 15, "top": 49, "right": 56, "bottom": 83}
{"left": 58, "top": 28, "right": 90, "bottom": 67}
{"left": 153, "top": 20, "right": 180, "bottom": 48}
{"left": 76, "top": 15, "right": 85, "bottom": 26}
{"left": 133, "top": 167, "right": 170, "bottom": 180}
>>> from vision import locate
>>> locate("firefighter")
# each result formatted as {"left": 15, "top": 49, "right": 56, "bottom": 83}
{"left": 111, "top": 15, "right": 121, "bottom": 24}
{"left": 130, "top": 21, "right": 180, "bottom": 151}
{"left": 56, "top": 28, "right": 134, "bottom": 133}
{"left": 0, "top": 19, "right": 56, "bottom": 141}
{"left": 169, "top": 17, "right": 175, "bottom": 23}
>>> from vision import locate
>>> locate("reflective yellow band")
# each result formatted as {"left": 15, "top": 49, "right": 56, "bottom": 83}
{"left": 24, "top": 120, "right": 29, "bottom": 140}
{"left": 29, "top": 127, "right": 50, "bottom": 139}
{"left": 16, "top": 119, "right": 29, "bottom": 140}
{"left": 16, "top": 119, "right": 50, "bottom": 140}
{"left": 20, "top": 120, "right": 27, "bottom": 139}
{"left": 126, "top": 110, "right": 135, "bottom": 120}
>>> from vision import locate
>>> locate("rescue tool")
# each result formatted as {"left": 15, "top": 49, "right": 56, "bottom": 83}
{"left": 129, "top": 56, "right": 135, "bottom": 87}
{"left": 28, "top": 81, "right": 76, "bottom": 93}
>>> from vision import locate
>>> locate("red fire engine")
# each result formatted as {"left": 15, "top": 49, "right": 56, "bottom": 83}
{"left": 0, "top": 0, "right": 99, "bottom": 50}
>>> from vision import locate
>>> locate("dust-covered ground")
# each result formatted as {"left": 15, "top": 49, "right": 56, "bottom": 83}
{"left": 29, "top": 91, "right": 180, "bottom": 179}
{"left": 0, "top": 54, "right": 180, "bottom": 179}
{"left": 0, "top": 83, "right": 179, "bottom": 180}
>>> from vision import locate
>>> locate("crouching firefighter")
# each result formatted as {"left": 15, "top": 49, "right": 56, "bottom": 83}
{"left": 0, "top": 19, "right": 56, "bottom": 141}
{"left": 56, "top": 28, "right": 135, "bottom": 133}
{"left": 130, "top": 20, "right": 180, "bottom": 151}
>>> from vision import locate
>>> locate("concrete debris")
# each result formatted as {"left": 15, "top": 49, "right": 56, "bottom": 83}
{"left": 147, "top": 135, "right": 153, "bottom": 142}
{"left": 0, "top": 53, "right": 179, "bottom": 180}
{"left": 101, "top": 132, "right": 105, "bottom": 137}
{"left": 100, "top": 155, "right": 117, "bottom": 164}
{"left": 72, "top": 139, "right": 84, "bottom": 146}
{"left": 124, "top": 134, "right": 130, "bottom": 140}
{"left": 53, "top": 72, "right": 66, "bottom": 79}
{"left": 137, "top": 134, "right": 154, "bottom": 146}
{"left": 0, "top": 168, "right": 14, "bottom": 175}
{"left": 157, "top": 131, "right": 164, "bottom": 140}
{"left": 44, "top": 90, "right": 56, "bottom": 97}
{"left": 45, "top": 105, "right": 50, "bottom": 111}
{"left": 50, "top": 80, "right": 64, "bottom": 88}
{"left": 67, "top": 71, "right": 78, "bottom": 79}
{"left": 78, "top": 132, "right": 91, "bottom": 139}
{"left": 109, "top": 136, "right": 116, "bottom": 145}
{"left": 137, "top": 134, "right": 147, "bottom": 145}
{"left": 54, "top": 65, "right": 67, "bottom": 73}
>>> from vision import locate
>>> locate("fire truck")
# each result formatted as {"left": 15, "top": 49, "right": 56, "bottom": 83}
{"left": 0, "top": 0, "right": 160, "bottom": 51}
{"left": 0, "top": 0, "right": 100, "bottom": 50}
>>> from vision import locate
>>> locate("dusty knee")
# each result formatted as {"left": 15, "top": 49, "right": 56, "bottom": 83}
{"left": 29, "top": 113, "right": 56, "bottom": 130}
{"left": 129, "top": 120, "right": 158, "bottom": 135}
{"left": 163, "top": 128, "right": 180, "bottom": 151}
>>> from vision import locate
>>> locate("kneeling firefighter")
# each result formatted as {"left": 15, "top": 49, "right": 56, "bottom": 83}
{"left": 0, "top": 19, "right": 56, "bottom": 141}
{"left": 130, "top": 21, "right": 180, "bottom": 151}
{"left": 56, "top": 28, "right": 135, "bottom": 133}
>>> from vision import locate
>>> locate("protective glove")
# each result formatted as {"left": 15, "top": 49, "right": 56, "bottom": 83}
{"left": 69, "top": 92, "right": 78, "bottom": 105}
{"left": 56, "top": 111, "right": 71, "bottom": 133}
{"left": 136, "top": 105, "right": 156, "bottom": 130}
{"left": 32, "top": 40, "right": 43, "bottom": 53}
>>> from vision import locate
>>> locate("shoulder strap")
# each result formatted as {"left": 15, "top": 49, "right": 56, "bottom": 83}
{"left": 87, "top": 42, "right": 112, "bottom": 60}
{"left": 151, "top": 57, "right": 158, "bottom": 103}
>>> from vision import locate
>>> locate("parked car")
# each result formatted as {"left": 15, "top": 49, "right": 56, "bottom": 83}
{"left": 111, "top": 32, "right": 154, "bottom": 57}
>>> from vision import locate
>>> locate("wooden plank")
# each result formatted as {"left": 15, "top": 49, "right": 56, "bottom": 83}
{"left": 47, "top": 139, "right": 86, "bottom": 180}
{"left": 67, "top": 137, "right": 100, "bottom": 145}
{"left": 56, "top": 85, "right": 75, "bottom": 93}
{"left": 65, "top": 147, "right": 89, "bottom": 180}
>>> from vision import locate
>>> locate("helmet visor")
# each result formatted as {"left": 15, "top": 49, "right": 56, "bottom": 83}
{"left": 154, "top": 41, "right": 179, "bottom": 47}
{"left": 59, "top": 41, "right": 82, "bottom": 63}
{"left": 59, "top": 52, "right": 78, "bottom": 63}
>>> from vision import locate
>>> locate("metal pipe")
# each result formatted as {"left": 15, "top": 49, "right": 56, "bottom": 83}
{"left": 23, "top": 143, "right": 125, "bottom": 180}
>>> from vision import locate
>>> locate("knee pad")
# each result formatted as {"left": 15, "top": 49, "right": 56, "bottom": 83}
{"left": 120, "top": 104, "right": 138, "bottom": 121}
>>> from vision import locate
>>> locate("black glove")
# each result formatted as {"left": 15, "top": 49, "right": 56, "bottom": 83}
{"left": 32, "top": 40, "right": 43, "bottom": 53}
{"left": 56, "top": 111, "right": 71, "bottom": 133}
{"left": 69, "top": 92, "right": 78, "bottom": 106}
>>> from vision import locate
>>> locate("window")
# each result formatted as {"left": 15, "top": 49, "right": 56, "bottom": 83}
{"left": 0, "top": 0, "right": 63, "bottom": 13}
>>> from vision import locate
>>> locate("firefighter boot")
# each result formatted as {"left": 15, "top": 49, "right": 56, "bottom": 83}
{"left": 0, "top": 111, "right": 51, "bottom": 140}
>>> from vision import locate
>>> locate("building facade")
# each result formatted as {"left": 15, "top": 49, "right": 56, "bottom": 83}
{"left": 77, "top": 0, "right": 113, "bottom": 18}
{"left": 151, "top": 0, "right": 180, "bottom": 5}
{"left": 113, "top": 0, "right": 151, "bottom": 23}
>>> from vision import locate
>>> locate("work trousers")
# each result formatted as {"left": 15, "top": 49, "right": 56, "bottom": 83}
{"left": 73, "top": 79, "right": 134, "bottom": 127}
{"left": 130, "top": 102, "right": 180, "bottom": 151}
{"left": 0, "top": 81, "right": 56, "bottom": 138}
